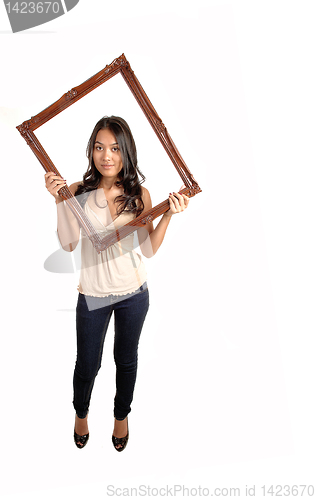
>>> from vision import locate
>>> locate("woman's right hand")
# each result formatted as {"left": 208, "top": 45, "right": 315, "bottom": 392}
{"left": 44, "top": 171, "right": 67, "bottom": 202}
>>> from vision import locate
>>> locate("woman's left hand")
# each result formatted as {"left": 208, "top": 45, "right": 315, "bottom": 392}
{"left": 165, "top": 188, "right": 190, "bottom": 217}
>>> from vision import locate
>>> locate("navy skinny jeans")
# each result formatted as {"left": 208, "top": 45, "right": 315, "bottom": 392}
{"left": 73, "top": 284, "right": 149, "bottom": 420}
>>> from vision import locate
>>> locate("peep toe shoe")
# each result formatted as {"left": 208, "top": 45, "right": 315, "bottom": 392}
{"left": 74, "top": 430, "right": 89, "bottom": 449}
{"left": 112, "top": 418, "right": 129, "bottom": 452}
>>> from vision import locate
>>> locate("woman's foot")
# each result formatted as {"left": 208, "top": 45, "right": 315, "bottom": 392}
{"left": 74, "top": 414, "right": 89, "bottom": 449}
{"left": 113, "top": 417, "right": 128, "bottom": 438}
{"left": 112, "top": 417, "right": 129, "bottom": 451}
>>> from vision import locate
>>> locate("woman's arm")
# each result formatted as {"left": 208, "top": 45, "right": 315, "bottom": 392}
{"left": 45, "top": 172, "right": 81, "bottom": 252}
{"left": 137, "top": 187, "right": 189, "bottom": 258}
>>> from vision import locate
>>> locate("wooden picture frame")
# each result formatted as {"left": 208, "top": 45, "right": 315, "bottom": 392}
{"left": 17, "top": 53, "right": 202, "bottom": 253}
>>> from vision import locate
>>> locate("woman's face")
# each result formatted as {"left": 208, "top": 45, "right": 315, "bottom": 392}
{"left": 92, "top": 127, "right": 123, "bottom": 181}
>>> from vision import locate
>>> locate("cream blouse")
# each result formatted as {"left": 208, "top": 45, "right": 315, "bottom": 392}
{"left": 77, "top": 190, "right": 147, "bottom": 297}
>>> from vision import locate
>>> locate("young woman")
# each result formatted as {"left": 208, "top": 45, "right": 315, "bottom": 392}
{"left": 44, "top": 116, "right": 189, "bottom": 451}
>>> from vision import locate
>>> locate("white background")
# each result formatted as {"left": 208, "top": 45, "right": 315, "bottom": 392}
{"left": 0, "top": 1, "right": 315, "bottom": 498}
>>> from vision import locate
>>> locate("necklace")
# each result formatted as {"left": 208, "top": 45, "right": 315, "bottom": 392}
{"left": 94, "top": 189, "right": 108, "bottom": 209}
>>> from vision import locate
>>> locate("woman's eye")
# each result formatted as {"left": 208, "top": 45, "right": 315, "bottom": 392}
{"left": 112, "top": 147, "right": 119, "bottom": 152}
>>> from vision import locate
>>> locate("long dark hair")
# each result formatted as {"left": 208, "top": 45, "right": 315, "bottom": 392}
{"left": 75, "top": 116, "right": 145, "bottom": 217}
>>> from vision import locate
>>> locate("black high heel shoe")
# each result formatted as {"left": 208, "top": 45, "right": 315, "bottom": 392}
{"left": 74, "top": 430, "right": 89, "bottom": 449}
{"left": 112, "top": 418, "right": 129, "bottom": 452}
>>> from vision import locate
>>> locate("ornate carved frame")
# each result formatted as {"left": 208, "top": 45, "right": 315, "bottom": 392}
{"left": 17, "top": 53, "right": 202, "bottom": 253}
